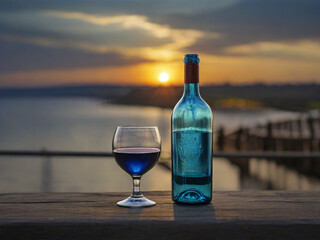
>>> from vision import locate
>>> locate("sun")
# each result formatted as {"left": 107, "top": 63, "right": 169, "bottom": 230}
{"left": 159, "top": 72, "right": 169, "bottom": 83}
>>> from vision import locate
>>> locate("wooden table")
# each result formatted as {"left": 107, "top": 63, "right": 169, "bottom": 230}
{"left": 1, "top": 191, "right": 320, "bottom": 239}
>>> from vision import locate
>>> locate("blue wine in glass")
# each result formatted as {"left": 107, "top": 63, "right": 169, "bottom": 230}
{"left": 114, "top": 148, "right": 160, "bottom": 176}
{"left": 113, "top": 126, "right": 161, "bottom": 207}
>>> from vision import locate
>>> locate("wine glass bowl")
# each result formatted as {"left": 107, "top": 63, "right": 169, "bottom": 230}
{"left": 112, "top": 126, "right": 161, "bottom": 207}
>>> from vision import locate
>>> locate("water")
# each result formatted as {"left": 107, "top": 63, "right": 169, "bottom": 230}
{"left": 114, "top": 148, "right": 160, "bottom": 176}
{"left": 0, "top": 97, "right": 319, "bottom": 192}
{"left": 0, "top": 98, "right": 171, "bottom": 192}
{"left": 172, "top": 130, "right": 212, "bottom": 204}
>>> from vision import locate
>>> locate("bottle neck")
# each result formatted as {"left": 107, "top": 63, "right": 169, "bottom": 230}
{"left": 184, "top": 62, "right": 200, "bottom": 97}
{"left": 184, "top": 63, "right": 199, "bottom": 84}
{"left": 183, "top": 83, "right": 200, "bottom": 97}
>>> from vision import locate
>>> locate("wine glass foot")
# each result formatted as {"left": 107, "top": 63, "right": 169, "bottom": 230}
{"left": 117, "top": 196, "right": 156, "bottom": 208}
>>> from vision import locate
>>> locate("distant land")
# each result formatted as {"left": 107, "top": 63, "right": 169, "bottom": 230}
{"left": 0, "top": 83, "right": 319, "bottom": 111}
{"left": 0, "top": 85, "right": 135, "bottom": 99}
{"left": 116, "top": 84, "right": 320, "bottom": 111}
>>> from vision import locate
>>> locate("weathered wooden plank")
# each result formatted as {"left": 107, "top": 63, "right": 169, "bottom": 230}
{"left": 0, "top": 191, "right": 320, "bottom": 240}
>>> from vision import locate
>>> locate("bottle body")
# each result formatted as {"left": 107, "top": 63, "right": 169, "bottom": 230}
{"left": 171, "top": 54, "right": 213, "bottom": 204}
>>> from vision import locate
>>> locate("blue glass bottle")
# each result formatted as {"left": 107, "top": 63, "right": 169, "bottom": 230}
{"left": 172, "top": 54, "right": 213, "bottom": 204}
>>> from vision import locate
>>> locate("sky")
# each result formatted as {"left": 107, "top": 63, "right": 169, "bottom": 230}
{"left": 0, "top": 0, "right": 319, "bottom": 87}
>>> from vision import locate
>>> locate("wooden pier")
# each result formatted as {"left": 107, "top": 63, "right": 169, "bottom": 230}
{"left": 1, "top": 191, "right": 320, "bottom": 240}
{"left": 216, "top": 114, "right": 320, "bottom": 177}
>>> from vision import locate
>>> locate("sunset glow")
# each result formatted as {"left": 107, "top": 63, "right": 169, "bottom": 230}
{"left": 0, "top": 0, "right": 319, "bottom": 87}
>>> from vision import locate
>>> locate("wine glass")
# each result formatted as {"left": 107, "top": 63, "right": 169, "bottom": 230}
{"left": 112, "top": 126, "right": 161, "bottom": 207}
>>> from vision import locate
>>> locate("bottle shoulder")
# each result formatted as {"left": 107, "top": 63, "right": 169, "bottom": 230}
{"left": 172, "top": 96, "right": 213, "bottom": 131}
{"left": 173, "top": 96, "right": 212, "bottom": 117}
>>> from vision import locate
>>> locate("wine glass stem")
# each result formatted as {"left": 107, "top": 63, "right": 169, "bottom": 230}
{"left": 131, "top": 176, "right": 143, "bottom": 198}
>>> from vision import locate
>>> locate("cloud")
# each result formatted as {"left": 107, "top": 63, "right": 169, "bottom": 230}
{"left": 156, "top": 0, "right": 320, "bottom": 55}
{"left": 0, "top": 39, "right": 151, "bottom": 73}
{"left": 46, "top": 11, "right": 203, "bottom": 58}
{"left": 46, "top": 11, "right": 172, "bottom": 38}
{"left": 2, "top": 0, "right": 318, "bottom": 60}
{"left": 0, "top": 9, "right": 204, "bottom": 64}
{"left": 1, "top": 11, "right": 187, "bottom": 73}
{"left": 0, "top": 12, "right": 172, "bottom": 50}
{"left": 0, "top": 0, "right": 237, "bottom": 15}
{"left": 224, "top": 41, "right": 320, "bottom": 61}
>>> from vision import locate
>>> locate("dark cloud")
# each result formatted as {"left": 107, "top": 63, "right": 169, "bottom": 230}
{"left": 155, "top": 0, "right": 320, "bottom": 54}
{"left": 0, "top": 0, "right": 319, "bottom": 69}
{"left": 0, "top": 20, "right": 171, "bottom": 49}
{"left": 0, "top": 0, "right": 231, "bottom": 15}
{"left": 0, "top": 39, "right": 151, "bottom": 73}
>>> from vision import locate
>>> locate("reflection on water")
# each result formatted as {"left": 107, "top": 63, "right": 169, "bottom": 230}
{"left": 0, "top": 98, "right": 319, "bottom": 192}
{"left": 248, "top": 159, "right": 320, "bottom": 190}
{"left": 41, "top": 157, "right": 53, "bottom": 192}
{"left": 0, "top": 157, "right": 171, "bottom": 192}
{"left": 0, "top": 156, "right": 240, "bottom": 192}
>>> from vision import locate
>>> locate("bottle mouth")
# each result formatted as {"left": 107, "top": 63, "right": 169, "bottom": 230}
{"left": 184, "top": 54, "right": 200, "bottom": 64}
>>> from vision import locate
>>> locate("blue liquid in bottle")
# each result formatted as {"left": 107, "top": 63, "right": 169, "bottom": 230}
{"left": 172, "top": 54, "right": 213, "bottom": 204}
